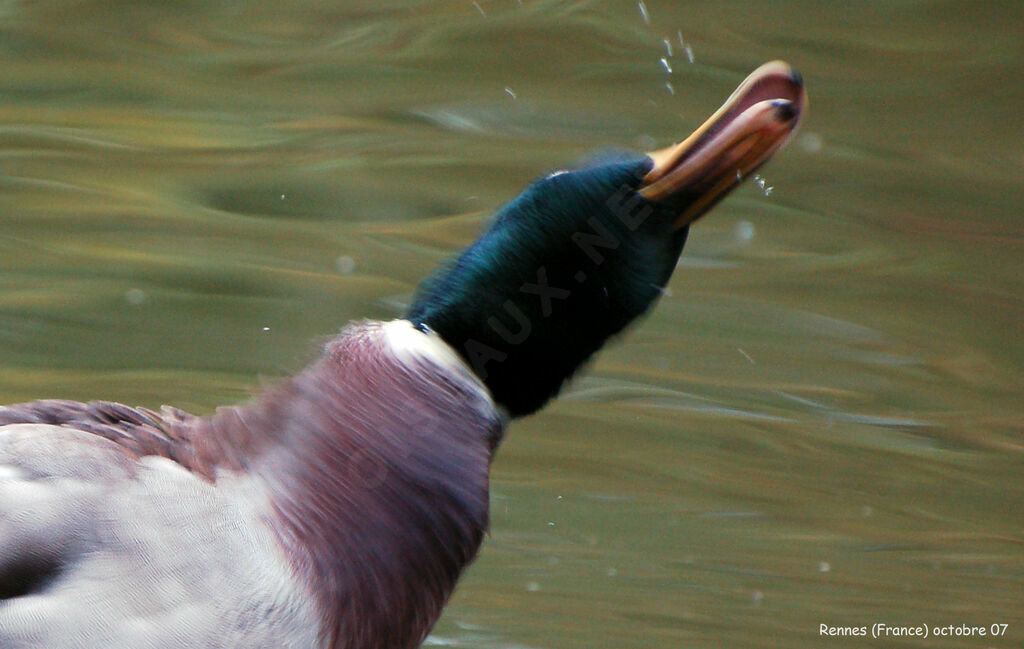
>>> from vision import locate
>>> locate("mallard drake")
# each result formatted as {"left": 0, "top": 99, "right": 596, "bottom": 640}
{"left": 0, "top": 61, "right": 804, "bottom": 648}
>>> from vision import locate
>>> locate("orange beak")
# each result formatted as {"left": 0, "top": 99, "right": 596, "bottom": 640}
{"left": 640, "top": 60, "right": 807, "bottom": 228}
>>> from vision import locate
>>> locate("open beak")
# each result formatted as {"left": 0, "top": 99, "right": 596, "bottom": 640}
{"left": 640, "top": 60, "right": 807, "bottom": 228}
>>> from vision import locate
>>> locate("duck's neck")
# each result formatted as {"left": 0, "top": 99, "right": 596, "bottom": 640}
{"left": 199, "top": 321, "right": 504, "bottom": 649}
{"left": 406, "top": 156, "right": 686, "bottom": 417}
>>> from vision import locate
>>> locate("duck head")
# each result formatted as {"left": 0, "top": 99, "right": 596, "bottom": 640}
{"left": 407, "top": 61, "right": 806, "bottom": 417}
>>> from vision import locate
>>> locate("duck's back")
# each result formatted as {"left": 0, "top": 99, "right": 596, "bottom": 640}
{"left": 0, "top": 420, "right": 321, "bottom": 649}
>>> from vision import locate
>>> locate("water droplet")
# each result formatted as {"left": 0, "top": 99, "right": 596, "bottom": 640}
{"left": 662, "top": 38, "right": 672, "bottom": 57}
{"left": 684, "top": 43, "right": 694, "bottom": 63}
{"left": 472, "top": 1, "right": 485, "bottom": 18}
{"left": 124, "top": 288, "right": 147, "bottom": 306}
{"left": 798, "top": 131, "right": 823, "bottom": 154}
{"left": 504, "top": 87, "right": 517, "bottom": 99}
{"left": 818, "top": 561, "right": 831, "bottom": 573}
{"left": 637, "top": 0, "right": 650, "bottom": 24}
{"left": 734, "top": 220, "right": 755, "bottom": 242}
{"left": 659, "top": 57, "right": 672, "bottom": 74}
{"left": 525, "top": 581, "right": 541, "bottom": 592}
{"left": 335, "top": 255, "right": 356, "bottom": 275}
{"left": 665, "top": 81, "right": 675, "bottom": 95}
{"left": 262, "top": 326, "right": 271, "bottom": 332}
{"left": 753, "top": 174, "right": 774, "bottom": 196}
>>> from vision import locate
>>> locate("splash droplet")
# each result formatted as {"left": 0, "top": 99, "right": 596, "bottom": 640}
{"left": 753, "top": 174, "right": 774, "bottom": 196}
{"left": 124, "top": 288, "right": 147, "bottom": 306}
{"left": 798, "top": 131, "right": 823, "bottom": 154}
{"left": 637, "top": 0, "right": 650, "bottom": 24}
{"left": 734, "top": 220, "right": 755, "bottom": 242}
{"left": 335, "top": 255, "right": 356, "bottom": 275}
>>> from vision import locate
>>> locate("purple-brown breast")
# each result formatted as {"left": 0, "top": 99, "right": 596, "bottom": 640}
{"left": 0, "top": 321, "right": 505, "bottom": 649}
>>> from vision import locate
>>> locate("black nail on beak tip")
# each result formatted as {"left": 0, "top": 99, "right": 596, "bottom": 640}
{"left": 772, "top": 99, "right": 797, "bottom": 122}
{"left": 788, "top": 67, "right": 803, "bottom": 88}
